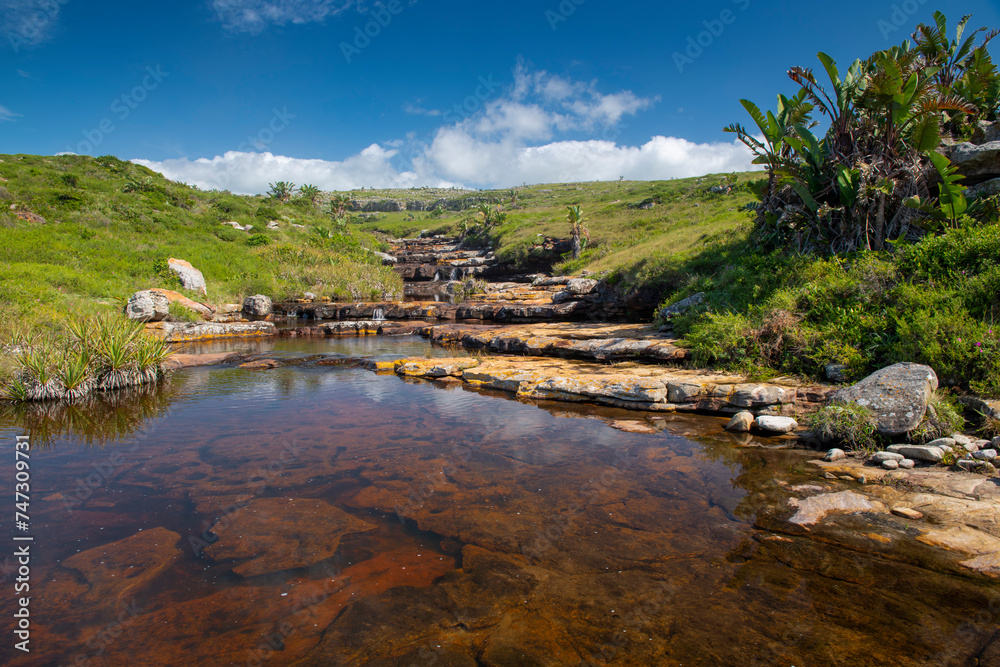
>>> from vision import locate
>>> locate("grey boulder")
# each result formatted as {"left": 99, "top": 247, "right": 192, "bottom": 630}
{"left": 831, "top": 363, "right": 938, "bottom": 436}
{"left": 242, "top": 294, "right": 272, "bottom": 321}
{"left": 125, "top": 290, "right": 170, "bottom": 322}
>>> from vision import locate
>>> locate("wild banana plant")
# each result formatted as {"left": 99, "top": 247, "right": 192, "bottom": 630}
{"left": 725, "top": 11, "right": 993, "bottom": 254}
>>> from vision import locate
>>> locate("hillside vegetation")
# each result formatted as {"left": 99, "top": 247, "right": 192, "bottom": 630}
{"left": 0, "top": 154, "right": 402, "bottom": 335}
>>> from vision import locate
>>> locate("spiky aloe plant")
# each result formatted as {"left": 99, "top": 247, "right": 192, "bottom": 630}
{"left": 57, "top": 348, "right": 93, "bottom": 401}
{"left": 90, "top": 316, "right": 144, "bottom": 390}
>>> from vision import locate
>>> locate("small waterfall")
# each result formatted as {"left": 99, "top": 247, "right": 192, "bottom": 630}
{"left": 432, "top": 270, "right": 441, "bottom": 282}
{"left": 372, "top": 308, "right": 385, "bottom": 322}
{"left": 450, "top": 267, "right": 461, "bottom": 281}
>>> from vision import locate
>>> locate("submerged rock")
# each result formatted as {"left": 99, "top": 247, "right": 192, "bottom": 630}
{"left": 63, "top": 527, "right": 182, "bottom": 611}
{"left": 787, "top": 491, "right": 884, "bottom": 526}
{"left": 832, "top": 362, "right": 938, "bottom": 436}
{"left": 204, "top": 497, "right": 375, "bottom": 577}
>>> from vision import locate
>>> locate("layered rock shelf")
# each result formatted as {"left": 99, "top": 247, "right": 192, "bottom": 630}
{"left": 417, "top": 322, "right": 688, "bottom": 362}
{"left": 373, "top": 355, "right": 833, "bottom": 416}
{"left": 145, "top": 321, "right": 277, "bottom": 343}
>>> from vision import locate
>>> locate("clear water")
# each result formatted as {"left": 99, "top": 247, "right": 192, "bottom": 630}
{"left": 0, "top": 337, "right": 996, "bottom": 666}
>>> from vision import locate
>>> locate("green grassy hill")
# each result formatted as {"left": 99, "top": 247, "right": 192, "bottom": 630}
{"left": 0, "top": 154, "right": 401, "bottom": 334}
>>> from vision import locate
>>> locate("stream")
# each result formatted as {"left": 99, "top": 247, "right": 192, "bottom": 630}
{"left": 1, "top": 336, "right": 998, "bottom": 666}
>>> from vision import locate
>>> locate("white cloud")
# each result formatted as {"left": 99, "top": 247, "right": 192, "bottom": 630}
{"left": 210, "top": 0, "right": 354, "bottom": 33}
{"left": 402, "top": 101, "right": 441, "bottom": 117}
{"left": 133, "top": 145, "right": 459, "bottom": 194}
{"left": 132, "top": 64, "right": 759, "bottom": 193}
{"left": 2, "top": 0, "right": 64, "bottom": 50}
{"left": 0, "top": 104, "right": 20, "bottom": 122}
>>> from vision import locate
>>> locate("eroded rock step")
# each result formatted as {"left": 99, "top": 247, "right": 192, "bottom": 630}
{"left": 375, "top": 355, "right": 833, "bottom": 416}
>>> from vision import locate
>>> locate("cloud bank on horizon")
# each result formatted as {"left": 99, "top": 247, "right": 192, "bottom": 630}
{"left": 134, "top": 64, "right": 759, "bottom": 194}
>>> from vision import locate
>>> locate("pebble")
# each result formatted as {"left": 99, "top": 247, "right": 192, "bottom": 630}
{"left": 951, "top": 434, "right": 973, "bottom": 446}
{"left": 974, "top": 449, "right": 998, "bottom": 461}
{"left": 824, "top": 448, "right": 847, "bottom": 462}
{"left": 891, "top": 507, "right": 924, "bottom": 520}
{"left": 963, "top": 443, "right": 981, "bottom": 453}
{"left": 881, "top": 459, "right": 899, "bottom": 470}
{"left": 927, "top": 437, "right": 957, "bottom": 449}
{"left": 898, "top": 459, "right": 915, "bottom": 469}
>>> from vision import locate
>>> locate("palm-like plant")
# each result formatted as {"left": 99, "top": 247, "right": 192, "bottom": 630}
{"left": 329, "top": 193, "right": 351, "bottom": 219}
{"left": 299, "top": 184, "right": 321, "bottom": 203}
{"left": 268, "top": 181, "right": 295, "bottom": 203}
{"left": 567, "top": 206, "right": 588, "bottom": 259}
{"left": 725, "top": 11, "right": 997, "bottom": 253}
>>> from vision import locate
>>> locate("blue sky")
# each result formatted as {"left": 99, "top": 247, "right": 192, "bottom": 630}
{"left": 2, "top": 0, "right": 999, "bottom": 192}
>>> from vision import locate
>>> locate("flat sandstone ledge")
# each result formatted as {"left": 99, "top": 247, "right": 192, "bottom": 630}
{"left": 416, "top": 322, "right": 688, "bottom": 363}
{"left": 146, "top": 321, "right": 277, "bottom": 343}
{"left": 379, "top": 355, "right": 833, "bottom": 415}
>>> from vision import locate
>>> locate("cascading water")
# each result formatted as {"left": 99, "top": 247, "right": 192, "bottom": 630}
{"left": 372, "top": 308, "right": 385, "bottom": 322}
{"left": 450, "top": 267, "right": 461, "bottom": 281}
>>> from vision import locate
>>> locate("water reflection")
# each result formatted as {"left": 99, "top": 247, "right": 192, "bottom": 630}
{"left": 0, "top": 339, "right": 996, "bottom": 666}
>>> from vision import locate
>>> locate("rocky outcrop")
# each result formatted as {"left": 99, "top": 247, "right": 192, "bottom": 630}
{"left": 658, "top": 292, "right": 705, "bottom": 320}
{"left": 242, "top": 294, "right": 272, "bottom": 321}
{"left": 949, "top": 141, "right": 1000, "bottom": 184}
{"left": 168, "top": 258, "right": 207, "bottom": 295}
{"left": 831, "top": 362, "right": 938, "bottom": 436}
{"left": 145, "top": 321, "right": 277, "bottom": 343}
{"left": 125, "top": 290, "right": 170, "bottom": 322}
{"left": 380, "top": 355, "right": 831, "bottom": 416}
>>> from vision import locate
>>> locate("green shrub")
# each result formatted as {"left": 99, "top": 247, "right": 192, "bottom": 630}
{"left": 804, "top": 403, "right": 879, "bottom": 456}
{"left": 684, "top": 311, "right": 752, "bottom": 368}
{"left": 247, "top": 233, "right": 270, "bottom": 247}
{"left": 910, "top": 392, "right": 966, "bottom": 444}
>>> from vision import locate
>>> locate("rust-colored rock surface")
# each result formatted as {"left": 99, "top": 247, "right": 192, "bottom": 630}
{"left": 203, "top": 497, "right": 376, "bottom": 576}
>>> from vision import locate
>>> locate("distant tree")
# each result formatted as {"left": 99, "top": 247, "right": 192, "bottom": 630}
{"left": 329, "top": 193, "right": 351, "bottom": 219}
{"left": 299, "top": 184, "right": 321, "bottom": 203}
{"left": 567, "top": 205, "right": 589, "bottom": 259}
{"left": 268, "top": 181, "right": 295, "bottom": 203}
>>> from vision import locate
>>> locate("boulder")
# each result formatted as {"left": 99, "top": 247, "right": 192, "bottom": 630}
{"left": 949, "top": 141, "right": 1000, "bottom": 184}
{"left": 972, "top": 120, "right": 1000, "bottom": 145}
{"left": 125, "top": 290, "right": 170, "bottom": 322}
{"left": 825, "top": 364, "right": 849, "bottom": 383}
{"left": 755, "top": 415, "right": 798, "bottom": 434}
{"left": 148, "top": 289, "right": 214, "bottom": 319}
{"left": 658, "top": 292, "right": 705, "bottom": 319}
{"left": 824, "top": 448, "right": 847, "bottom": 462}
{"left": 266, "top": 220, "right": 279, "bottom": 230}
{"left": 726, "top": 411, "right": 754, "bottom": 432}
{"left": 242, "top": 294, "right": 272, "bottom": 321}
{"left": 566, "top": 278, "right": 599, "bottom": 295}
{"left": 168, "top": 258, "right": 207, "bottom": 295}
{"left": 831, "top": 363, "right": 938, "bottom": 436}
{"left": 958, "top": 395, "right": 1000, "bottom": 421}
{"left": 968, "top": 178, "right": 1000, "bottom": 200}
{"left": 886, "top": 444, "right": 945, "bottom": 463}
